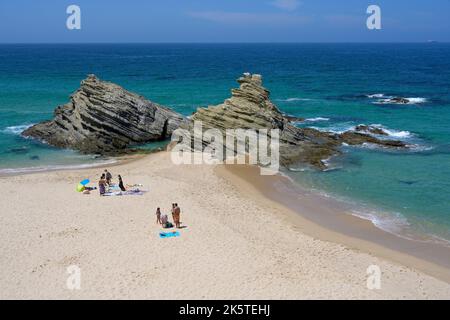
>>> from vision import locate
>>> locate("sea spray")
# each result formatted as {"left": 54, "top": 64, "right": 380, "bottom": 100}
{"left": 1, "top": 124, "right": 34, "bottom": 135}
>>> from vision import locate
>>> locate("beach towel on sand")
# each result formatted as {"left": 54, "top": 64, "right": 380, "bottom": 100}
{"left": 159, "top": 231, "right": 180, "bottom": 238}
{"left": 103, "top": 191, "right": 123, "bottom": 196}
{"left": 103, "top": 189, "right": 146, "bottom": 196}
{"left": 107, "top": 184, "right": 121, "bottom": 191}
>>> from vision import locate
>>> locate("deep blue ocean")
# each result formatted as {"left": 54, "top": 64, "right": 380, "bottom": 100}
{"left": 0, "top": 43, "right": 449, "bottom": 242}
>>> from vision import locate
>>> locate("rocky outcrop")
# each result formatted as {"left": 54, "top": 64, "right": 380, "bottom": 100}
{"left": 177, "top": 73, "right": 407, "bottom": 170}
{"left": 23, "top": 75, "right": 185, "bottom": 154}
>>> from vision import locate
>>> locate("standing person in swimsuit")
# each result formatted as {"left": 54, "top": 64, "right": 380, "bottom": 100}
{"left": 156, "top": 207, "right": 162, "bottom": 225}
{"left": 104, "top": 169, "right": 112, "bottom": 186}
{"left": 98, "top": 174, "right": 107, "bottom": 196}
{"left": 118, "top": 175, "right": 126, "bottom": 192}
{"left": 171, "top": 203, "right": 175, "bottom": 223}
{"left": 173, "top": 203, "right": 181, "bottom": 228}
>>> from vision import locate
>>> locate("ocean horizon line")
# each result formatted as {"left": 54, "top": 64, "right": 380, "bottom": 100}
{"left": 1, "top": 41, "right": 449, "bottom": 45}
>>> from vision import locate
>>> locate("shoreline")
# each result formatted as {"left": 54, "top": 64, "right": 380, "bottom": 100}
{"left": 215, "top": 164, "right": 450, "bottom": 283}
{"left": 281, "top": 169, "right": 450, "bottom": 247}
{"left": 0, "top": 153, "right": 149, "bottom": 178}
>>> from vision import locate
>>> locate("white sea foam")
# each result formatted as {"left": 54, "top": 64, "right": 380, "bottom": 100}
{"left": 304, "top": 117, "right": 330, "bottom": 122}
{"left": 360, "top": 142, "right": 410, "bottom": 151}
{"left": 382, "top": 128, "right": 412, "bottom": 138}
{"left": 350, "top": 209, "right": 450, "bottom": 245}
{"left": 0, "top": 159, "right": 118, "bottom": 176}
{"left": 309, "top": 123, "right": 353, "bottom": 134}
{"left": 310, "top": 123, "right": 415, "bottom": 142}
{"left": 373, "top": 97, "right": 427, "bottom": 105}
{"left": 366, "top": 93, "right": 389, "bottom": 99}
{"left": 287, "top": 167, "right": 308, "bottom": 172}
{"left": 1, "top": 124, "right": 34, "bottom": 135}
{"left": 407, "top": 144, "right": 435, "bottom": 152}
{"left": 405, "top": 97, "right": 427, "bottom": 104}
{"left": 351, "top": 209, "right": 411, "bottom": 236}
{"left": 322, "top": 165, "right": 342, "bottom": 172}
{"left": 359, "top": 124, "right": 413, "bottom": 139}
{"left": 278, "top": 97, "right": 312, "bottom": 102}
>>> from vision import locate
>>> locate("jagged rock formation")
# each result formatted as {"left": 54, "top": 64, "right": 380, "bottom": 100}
{"left": 23, "top": 73, "right": 407, "bottom": 169}
{"left": 177, "top": 73, "right": 407, "bottom": 169}
{"left": 23, "top": 75, "right": 185, "bottom": 154}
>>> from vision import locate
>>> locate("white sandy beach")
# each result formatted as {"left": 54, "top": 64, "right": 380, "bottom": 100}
{"left": 0, "top": 151, "right": 449, "bottom": 299}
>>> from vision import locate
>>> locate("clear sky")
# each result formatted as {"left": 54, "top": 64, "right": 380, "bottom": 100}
{"left": 0, "top": 0, "right": 449, "bottom": 43}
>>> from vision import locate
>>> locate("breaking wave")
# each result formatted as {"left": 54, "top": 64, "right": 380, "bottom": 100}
{"left": 1, "top": 124, "right": 34, "bottom": 135}
{"left": 304, "top": 117, "right": 330, "bottom": 122}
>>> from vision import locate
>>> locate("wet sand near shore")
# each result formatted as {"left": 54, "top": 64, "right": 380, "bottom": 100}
{"left": 216, "top": 164, "right": 450, "bottom": 283}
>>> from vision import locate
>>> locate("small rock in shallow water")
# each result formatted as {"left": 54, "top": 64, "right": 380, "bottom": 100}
{"left": 398, "top": 180, "right": 419, "bottom": 185}
{"left": 9, "top": 147, "right": 29, "bottom": 154}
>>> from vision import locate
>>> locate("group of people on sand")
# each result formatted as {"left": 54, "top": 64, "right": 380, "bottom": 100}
{"left": 156, "top": 204, "right": 182, "bottom": 229}
{"left": 98, "top": 169, "right": 127, "bottom": 196}
{"left": 96, "top": 169, "right": 183, "bottom": 230}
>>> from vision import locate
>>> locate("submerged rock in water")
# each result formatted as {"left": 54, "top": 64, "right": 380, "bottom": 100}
{"left": 339, "top": 131, "right": 406, "bottom": 148}
{"left": 377, "top": 97, "right": 411, "bottom": 105}
{"left": 398, "top": 180, "right": 419, "bottom": 185}
{"left": 354, "top": 125, "right": 388, "bottom": 136}
{"left": 176, "top": 73, "right": 408, "bottom": 170}
{"left": 390, "top": 97, "right": 410, "bottom": 104}
{"left": 9, "top": 146, "right": 29, "bottom": 154}
{"left": 23, "top": 75, "right": 185, "bottom": 155}
{"left": 284, "top": 114, "right": 305, "bottom": 122}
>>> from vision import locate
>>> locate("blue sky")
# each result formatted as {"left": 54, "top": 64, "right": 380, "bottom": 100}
{"left": 0, "top": 0, "right": 449, "bottom": 43}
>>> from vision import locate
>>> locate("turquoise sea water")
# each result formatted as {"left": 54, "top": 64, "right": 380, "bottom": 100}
{"left": 0, "top": 44, "right": 449, "bottom": 242}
